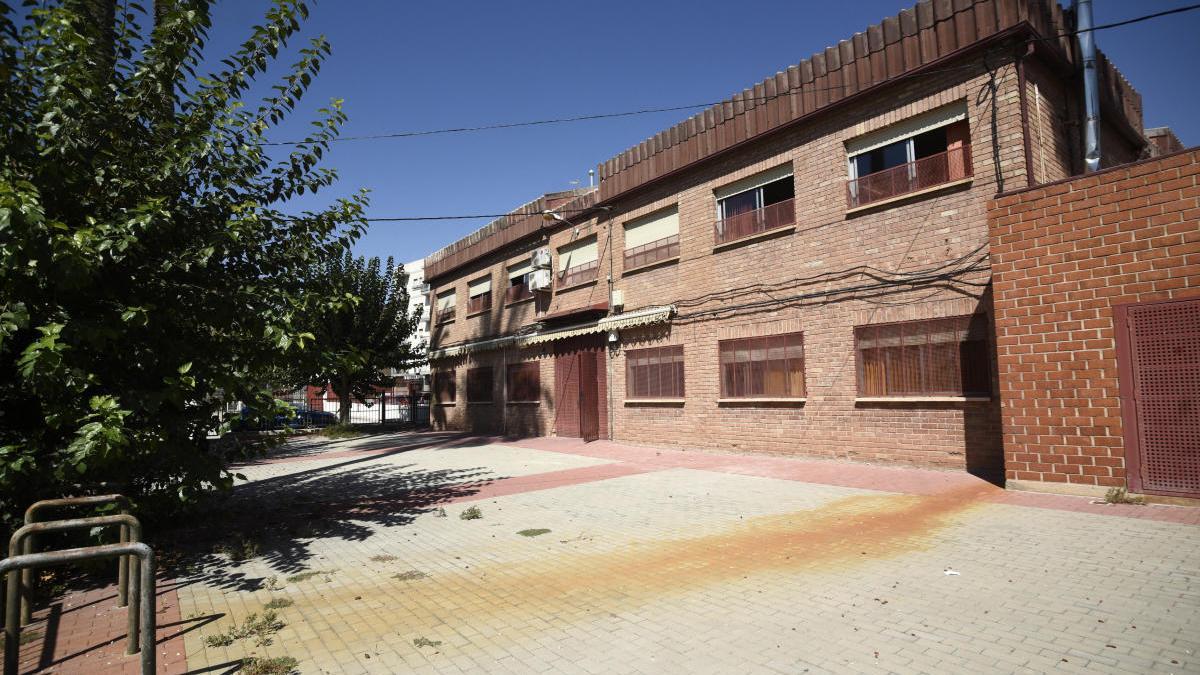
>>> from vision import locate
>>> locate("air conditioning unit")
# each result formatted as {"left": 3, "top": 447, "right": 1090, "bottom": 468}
{"left": 528, "top": 268, "right": 553, "bottom": 292}
{"left": 531, "top": 248, "right": 552, "bottom": 270}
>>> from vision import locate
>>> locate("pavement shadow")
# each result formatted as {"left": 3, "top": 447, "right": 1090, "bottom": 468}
{"left": 161, "top": 432, "right": 496, "bottom": 592}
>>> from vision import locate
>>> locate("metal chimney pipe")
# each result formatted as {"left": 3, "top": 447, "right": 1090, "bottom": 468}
{"left": 1076, "top": 0, "right": 1101, "bottom": 172}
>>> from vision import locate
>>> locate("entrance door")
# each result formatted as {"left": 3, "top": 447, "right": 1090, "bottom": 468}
{"left": 578, "top": 350, "right": 600, "bottom": 442}
{"left": 1116, "top": 297, "right": 1200, "bottom": 498}
{"left": 554, "top": 336, "right": 605, "bottom": 441}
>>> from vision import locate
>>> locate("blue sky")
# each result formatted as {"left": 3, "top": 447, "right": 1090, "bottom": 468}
{"left": 205, "top": 0, "right": 1200, "bottom": 266}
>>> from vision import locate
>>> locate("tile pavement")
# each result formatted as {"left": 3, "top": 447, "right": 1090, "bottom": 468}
{"left": 9, "top": 431, "right": 1200, "bottom": 674}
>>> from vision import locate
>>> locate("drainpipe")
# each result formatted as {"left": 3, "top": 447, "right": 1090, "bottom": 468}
{"left": 1076, "top": 0, "right": 1101, "bottom": 172}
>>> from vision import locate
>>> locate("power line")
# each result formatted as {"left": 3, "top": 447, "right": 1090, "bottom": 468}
{"left": 259, "top": 5, "right": 1199, "bottom": 148}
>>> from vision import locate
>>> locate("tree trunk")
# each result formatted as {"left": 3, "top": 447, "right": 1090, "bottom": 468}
{"left": 336, "top": 376, "right": 352, "bottom": 424}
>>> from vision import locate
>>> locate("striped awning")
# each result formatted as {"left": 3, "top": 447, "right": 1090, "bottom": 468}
{"left": 598, "top": 305, "right": 674, "bottom": 331}
{"left": 427, "top": 305, "right": 675, "bottom": 360}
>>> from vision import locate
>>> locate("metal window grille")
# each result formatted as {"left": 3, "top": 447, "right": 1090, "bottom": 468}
{"left": 505, "top": 281, "right": 533, "bottom": 303}
{"left": 467, "top": 292, "right": 492, "bottom": 314}
{"left": 714, "top": 198, "right": 796, "bottom": 245}
{"left": 434, "top": 370, "right": 456, "bottom": 403}
{"left": 854, "top": 314, "right": 990, "bottom": 397}
{"left": 625, "top": 345, "right": 685, "bottom": 399}
{"left": 719, "top": 332, "right": 806, "bottom": 398}
{"left": 847, "top": 144, "right": 972, "bottom": 208}
{"left": 466, "top": 367, "right": 493, "bottom": 402}
{"left": 624, "top": 234, "right": 680, "bottom": 270}
{"left": 506, "top": 362, "right": 540, "bottom": 402}
{"left": 559, "top": 260, "right": 599, "bottom": 288}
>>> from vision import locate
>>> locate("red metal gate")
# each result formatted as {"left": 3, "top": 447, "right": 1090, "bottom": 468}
{"left": 1116, "top": 297, "right": 1200, "bottom": 498}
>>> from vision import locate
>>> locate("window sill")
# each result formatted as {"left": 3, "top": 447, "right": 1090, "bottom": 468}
{"left": 556, "top": 279, "right": 598, "bottom": 293}
{"left": 718, "top": 397, "right": 806, "bottom": 405}
{"left": 623, "top": 256, "right": 680, "bottom": 276}
{"left": 845, "top": 177, "right": 973, "bottom": 215}
{"left": 433, "top": 401, "right": 457, "bottom": 407}
{"left": 506, "top": 400, "right": 540, "bottom": 405}
{"left": 855, "top": 396, "right": 991, "bottom": 404}
{"left": 466, "top": 309, "right": 491, "bottom": 318}
{"left": 624, "top": 398, "right": 685, "bottom": 406}
{"left": 466, "top": 401, "right": 494, "bottom": 405}
{"left": 505, "top": 296, "right": 535, "bottom": 307}
{"left": 713, "top": 225, "right": 795, "bottom": 252}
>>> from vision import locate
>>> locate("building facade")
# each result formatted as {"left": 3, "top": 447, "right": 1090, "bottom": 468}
{"left": 422, "top": 0, "right": 1163, "bottom": 483}
{"left": 989, "top": 149, "right": 1199, "bottom": 499}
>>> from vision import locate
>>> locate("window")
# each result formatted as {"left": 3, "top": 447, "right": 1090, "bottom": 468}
{"left": 467, "top": 367, "right": 493, "bottom": 402}
{"left": 719, "top": 332, "right": 806, "bottom": 399}
{"left": 467, "top": 276, "right": 492, "bottom": 314}
{"left": 626, "top": 345, "right": 685, "bottom": 399}
{"left": 506, "top": 362, "right": 540, "bottom": 402}
{"left": 435, "top": 290, "right": 456, "bottom": 323}
{"left": 433, "top": 370, "right": 456, "bottom": 403}
{"left": 506, "top": 260, "right": 534, "bottom": 303}
{"left": 714, "top": 165, "right": 795, "bottom": 245}
{"left": 854, "top": 315, "right": 990, "bottom": 398}
{"left": 846, "top": 103, "right": 971, "bottom": 208}
{"left": 558, "top": 237, "right": 599, "bottom": 287}
{"left": 624, "top": 206, "right": 680, "bottom": 270}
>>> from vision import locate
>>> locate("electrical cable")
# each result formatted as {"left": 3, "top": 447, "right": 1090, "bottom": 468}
{"left": 257, "top": 4, "right": 1199, "bottom": 147}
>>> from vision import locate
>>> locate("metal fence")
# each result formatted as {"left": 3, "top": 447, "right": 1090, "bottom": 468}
{"left": 229, "top": 387, "right": 430, "bottom": 430}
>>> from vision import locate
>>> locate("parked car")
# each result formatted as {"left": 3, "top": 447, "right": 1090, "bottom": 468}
{"left": 230, "top": 404, "right": 338, "bottom": 431}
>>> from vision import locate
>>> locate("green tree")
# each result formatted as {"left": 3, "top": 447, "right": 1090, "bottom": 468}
{"left": 0, "top": 0, "right": 367, "bottom": 526}
{"left": 297, "top": 253, "right": 424, "bottom": 424}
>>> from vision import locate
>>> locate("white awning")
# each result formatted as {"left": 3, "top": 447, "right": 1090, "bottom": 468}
{"left": 508, "top": 260, "right": 533, "bottom": 279}
{"left": 558, "top": 236, "right": 598, "bottom": 271}
{"left": 469, "top": 276, "right": 491, "bottom": 296}
{"left": 846, "top": 101, "right": 968, "bottom": 156}
{"left": 624, "top": 207, "right": 680, "bottom": 249}
{"left": 426, "top": 305, "right": 675, "bottom": 358}
{"left": 714, "top": 163, "right": 794, "bottom": 201}
{"left": 598, "top": 305, "right": 675, "bottom": 331}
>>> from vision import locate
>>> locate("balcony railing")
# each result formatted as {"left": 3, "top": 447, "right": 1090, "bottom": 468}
{"left": 436, "top": 307, "right": 456, "bottom": 324}
{"left": 559, "top": 260, "right": 599, "bottom": 288}
{"left": 505, "top": 283, "right": 534, "bottom": 304}
{"left": 466, "top": 293, "right": 492, "bottom": 314}
{"left": 847, "top": 144, "right": 972, "bottom": 209}
{"left": 714, "top": 198, "right": 796, "bottom": 246}
{"left": 624, "top": 234, "right": 680, "bottom": 271}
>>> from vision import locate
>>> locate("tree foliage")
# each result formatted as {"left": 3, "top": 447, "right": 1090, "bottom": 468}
{"left": 0, "top": 0, "right": 367, "bottom": 527}
{"left": 296, "top": 253, "right": 424, "bottom": 423}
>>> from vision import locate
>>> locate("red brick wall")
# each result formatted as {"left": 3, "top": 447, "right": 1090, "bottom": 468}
{"left": 988, "top": 149, "right": 1200, "bottom": 494}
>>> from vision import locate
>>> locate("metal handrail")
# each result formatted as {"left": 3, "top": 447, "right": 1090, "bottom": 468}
{"left": 8, "top": 515, "right": 143, "bottom": 645}
{"left": 2, "top": 542, "right": 155, "bottom": 675}
{"left": 22, "top": 495, "right": 131, "bottom": 625}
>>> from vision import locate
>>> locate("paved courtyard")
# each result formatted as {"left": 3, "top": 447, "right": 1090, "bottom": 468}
{"left": 13, "top": 431, "right": 1200, "bottom": 674}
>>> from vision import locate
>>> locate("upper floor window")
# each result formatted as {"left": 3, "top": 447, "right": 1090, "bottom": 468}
{"left": 719, "top": 332, "right": 806, "bottom": 399}
{"left": 466, "top": 367, "right": 493, "bottom": 403}
{"left": 507, "top": 362, "right": 540, "bottom": 402}
{"left": 626, "top": 345, "right": 685, "bottom": 400}
{"left": 714, "top": 164, "right": 795, "bottom": 245}
{"left": 558, "top": 236, "right": 599, "bottom": 288}
{"left": 467, "top": 276, "right": 492, "bottom": 315}
{"left": 846, "top": 102, "right": 971, "bottom": 209}
{"left": 624, "top": 206, "right": 680, "bottom": 271}
{"left": 506, "top": 260, "right": 535, "bottom": 304}
{"left": 854, "top": 314, "right": 990, "bottom": 398}
{"left": 435, "top": 289, "right": 456, "bottom": 324}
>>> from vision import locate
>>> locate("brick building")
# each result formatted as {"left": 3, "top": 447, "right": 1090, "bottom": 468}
{"left": 989, "top": 149, "right": 1199, "bottom": 499}
{"left": 422, "top": 0, "right": 1162, "bottom": 482}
